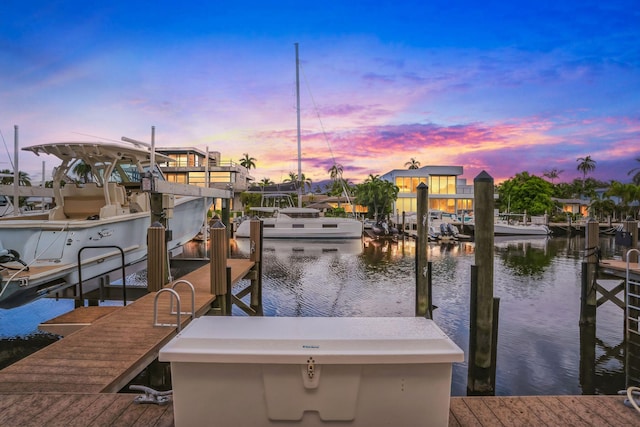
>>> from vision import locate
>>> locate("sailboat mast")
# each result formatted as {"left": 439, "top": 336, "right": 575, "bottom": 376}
{"left": 295, "top": 43, "right": 302, "bottom": 208}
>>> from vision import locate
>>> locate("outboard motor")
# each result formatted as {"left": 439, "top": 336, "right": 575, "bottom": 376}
{"left": 382, "top": 222, "right": 390, "bottom": 235}
{"left": 440, "top": 223, "right": 448, "bottom": 236}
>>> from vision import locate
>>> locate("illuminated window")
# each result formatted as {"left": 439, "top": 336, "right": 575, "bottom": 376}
{"left": 188, "top": 172, "right": 206, "bottom": 187}
{"left": 209, "top": 172, "right": 233, "bottom": 183}
{"left": 428, "top": 176, "right": 455, "bottom": 195}
{"left": 165, "top": 173, "right": 187, "bottom": 184}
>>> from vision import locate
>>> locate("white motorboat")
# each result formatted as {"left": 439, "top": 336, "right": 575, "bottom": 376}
{"left": 465, "top": 215, "right": 551, "bottom": 236}
{"left": 235, "top": 193, "right": 362, "bottom": 239}
{"left": 0, "top": 141, "right": 211, "bottom": 308}
{"left": 493, "top": 221, "right": 551, "bottom": 236}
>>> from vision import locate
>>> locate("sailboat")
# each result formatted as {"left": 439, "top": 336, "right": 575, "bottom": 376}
{"left": 236, "top": 44, "right": 362, "bottom": 239}
{"left": 0, "top": 140, "right": 212, "bottom": 308}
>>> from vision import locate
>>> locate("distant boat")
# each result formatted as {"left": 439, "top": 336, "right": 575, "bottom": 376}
{"left": 235, "top": 193, "right": 362, "bottom": 239}
{"left": 235, "top": 44, "right": 362, "bottom": 240}
{"left": 465, "top": 214, "right": 551, "bottom": 236}
{"left": 0, "top": 141, "right": 211, "bottom": 308}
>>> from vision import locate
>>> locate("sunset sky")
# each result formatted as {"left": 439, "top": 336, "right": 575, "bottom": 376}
{"left": 1, "top": 1, "right": 639, "bottom": 188}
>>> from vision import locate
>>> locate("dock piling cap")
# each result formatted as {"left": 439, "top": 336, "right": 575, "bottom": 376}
{"left": 210, "top": 219, "right": 226, "bottom": 229}
{"left": 474, "top": 170, "right": 493, "bottom": 183}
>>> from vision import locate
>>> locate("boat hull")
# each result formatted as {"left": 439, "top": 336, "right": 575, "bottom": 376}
{"left": 464, "top": 222, "right": 551, "bottom": 236}
{"left": 493, "top": 223, "right": 550, "bottom": 236}
{"left": 0, "top": 196, "right": 208, "bottom": 308}
{"left": 236, "top": 216, "right": 363, "bottom": 239}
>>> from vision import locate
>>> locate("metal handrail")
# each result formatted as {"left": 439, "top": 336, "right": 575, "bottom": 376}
{"left": 626, "top": 249, "right": 640, "bottom": 342}
{"left": 153, "top": 288, "right": 182, "bottom": 332}
{"left": 170, "top": 280, "right": 195, "bottom": 321}
{"left": 78, "top": 245, "right": 126, "bottom": 305}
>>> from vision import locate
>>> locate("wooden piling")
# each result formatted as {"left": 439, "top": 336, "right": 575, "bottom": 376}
{"left": 580, "top": 218, "right": 599, "bottom": 326}
{"left": 147, "top": 222, "right": 166, "bottom": 293}
{"left": 415, "top": 182, "right": 431, "bottom": 318}
{"left": 209, "top": 219, "right": 229, "bottom": 314}
{"left": 249, "top": 220, "right": 263, "bottom": 315}
{"left": 467, "top": 171, "right": 497, "bottom": 395}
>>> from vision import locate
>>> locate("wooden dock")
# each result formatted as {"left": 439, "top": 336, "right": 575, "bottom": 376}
{"left": 0, "top": 393, "right": 637, "bottom": 426}
{"left": 0, "top": 259, "right": 254, "bottom": 394}
{"left": 1, "top": 247, "right": 639, "bottom": 425}
{"left": 600, "top": 259, "right": 640, "bottom": 281}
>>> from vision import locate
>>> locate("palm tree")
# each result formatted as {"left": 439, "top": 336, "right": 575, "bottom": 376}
{"left": 0, "top": 169, "right": 31, "bottom": 186}
{"left": 543, "top": 168, "right": 563, "bottom": 184}
{"left": 576, "top": 156, "right": 596, "bottom": 194}
{"left": 300, "top": 173, "right": 312, "bottom": 193}
{"left": 576, "top": 156, "right": 596, "bottom": 181}
{"left": 628, "top": 157, "right": 640, "bottom": 185}
{"left": 72, "top": 162, "right": 93, "bottom": 183}
{"left": 606, "top": 181, "right": 640, "bottom": 219}
{"left": 239, "top": 153, "right": 257, "bottom": 170}
{"left": 284, "top": 172, "right": 298, "bottom": 184}
{"left": 259, "top": 177, "right": 274, "bottom": 187}
{"left": 354, "top": 174, "right": 399, "bottom": 220}
{"left": 405, "top": 158, "right": 421, "bottom": 170}
{"left": 328, "top": 163, "right": 344, "bottom": 181}
{"left": 284, "top": 172, "right": 312, "bottom": 193}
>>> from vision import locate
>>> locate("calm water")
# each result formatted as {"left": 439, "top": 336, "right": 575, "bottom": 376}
{"left": 0, "top": 234, "right": 633, "bottom": 396}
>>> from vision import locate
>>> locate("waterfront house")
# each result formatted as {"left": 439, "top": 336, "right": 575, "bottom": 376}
{"left": 551, "top": 197, "right": 589, "bottom": 218}
{"left": 155, "top": 147, "right": 254, "bottom": 215}
{"left": 380, "top": 166, "right": 474, "bottom": 218}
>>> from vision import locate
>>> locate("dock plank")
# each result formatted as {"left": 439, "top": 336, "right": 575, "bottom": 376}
{"left": 0, "top": 259, "right": 254, "bottom": 395}
{"left": 42, "top": 394, "right": 104, "bottom": 427}
{"left": 460, "top": 397, "right": 503, "bottom": 426}
{"left": 449, "top": 398, "right": 482, "bottom": 426}
{"left": 481, "top": 397, "right": 532, "bottom": 426}
{"left": 536, "top": 395, "right": 598, "bottom": 426}
{"left": 557, "top": 396, "right": 620, "bottom": 426}
{"left": 0, "top": 393, "right": 634, "bottom": 426}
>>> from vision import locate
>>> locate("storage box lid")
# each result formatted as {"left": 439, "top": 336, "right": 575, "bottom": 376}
{"left": 159, "top": 317, "right": 464, "bottom": 364}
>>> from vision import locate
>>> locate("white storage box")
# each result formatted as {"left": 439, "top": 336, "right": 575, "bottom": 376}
{"left": 159, "top": 316, "right": 464, "bottom": 427}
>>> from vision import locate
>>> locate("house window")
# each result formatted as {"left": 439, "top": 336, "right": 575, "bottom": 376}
{"left": 429, "top": 176, "right": 455, "bottom": 195}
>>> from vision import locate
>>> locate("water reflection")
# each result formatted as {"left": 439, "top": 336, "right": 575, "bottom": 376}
{"left": 0, "top": 234, "right": 635, "bottom": 397}
{"left": 231, "top": 235, "right": 632, "bottom": 396}
{"left": 495, "top": 236, "right": 552, "bottom": 278}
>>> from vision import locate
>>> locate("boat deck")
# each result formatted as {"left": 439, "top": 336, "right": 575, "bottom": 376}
{"left": 0, "top": 393, "right": 636, "bottom": 426}
{"left": 0, "top": 259, "right": 254, "bottom": 394}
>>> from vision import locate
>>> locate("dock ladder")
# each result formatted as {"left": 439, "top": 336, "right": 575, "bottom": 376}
{"left": 625, "top": 249, "right": 640, "bottom": 387}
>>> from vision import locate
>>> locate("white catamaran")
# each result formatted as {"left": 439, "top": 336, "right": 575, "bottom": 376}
{"left": 236, "top": 44, "right": 362, "bottom": 239}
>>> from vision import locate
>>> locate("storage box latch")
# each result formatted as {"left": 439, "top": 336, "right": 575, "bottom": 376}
{"left": 302, "top": 357, "right": 321, "bottom": 389}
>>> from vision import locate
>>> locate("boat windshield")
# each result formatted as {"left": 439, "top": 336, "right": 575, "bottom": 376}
{"left": 260, "top": 194, "right": 295, "bottom": 208}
